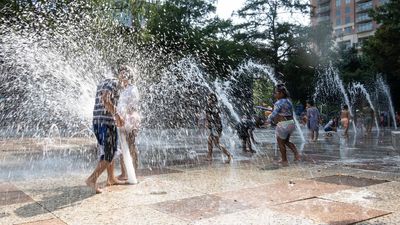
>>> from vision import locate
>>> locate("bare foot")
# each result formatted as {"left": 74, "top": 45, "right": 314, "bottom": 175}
{"left": 86, "top": 178, "right": 103, "bottom": 194}
{"left": 294, "top": 154, "right": 301, "bottom": 161}
{"left": 107, "top": 178, "right": 127, "bottom": 186}
{"left": 278, "top": 160, "right": 289, "bottom": 166}
{"left": 117, "top": 174, "right": 128, "bottom": 181}
{"left": 226, "top": 155, "right": 233, "bottom": 164}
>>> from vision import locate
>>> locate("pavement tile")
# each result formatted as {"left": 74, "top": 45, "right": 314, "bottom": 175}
{"left": 311, "top": 175, "right": 389, "bottom": 187}
{"left": 0, "top": 202, "right": 54, "bottom": 225}
{"left": 193, "top": 206, "right": 318, "bottom": 225}
{"left": 15, "top": 218, "right": 67, "bottom": 225}
{"left": 136, "top": 167, "right": 183, "bottom": 177}
{"left": 149, "top": 194, "right": 253, "bottom": 221}
{"left": 0, "top": 182, "right": 33, "bottom": 206}
{"left": 321, "top": 181, "right": 400, "bottom": 212}
{"left": 55, "top": 205, "right": 188, "bottom": 225}
{"left": 215, "top": 180, "right": 353, "bottom": 207}
{"left": 270, "top": 198, "right": 391, "bottom": 225}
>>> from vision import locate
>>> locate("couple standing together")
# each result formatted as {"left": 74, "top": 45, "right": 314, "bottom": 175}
{"left": 86, "top": 65, "right": 140, "bottom": 194}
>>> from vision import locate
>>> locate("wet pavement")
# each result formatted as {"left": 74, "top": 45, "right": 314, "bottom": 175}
{"left": 1, "top": 128, "right": 400, "bottom": 224}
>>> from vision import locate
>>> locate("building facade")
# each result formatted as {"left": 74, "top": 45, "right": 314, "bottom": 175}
{"left": 311, "top": 0, "right": 389, "bottom": 49}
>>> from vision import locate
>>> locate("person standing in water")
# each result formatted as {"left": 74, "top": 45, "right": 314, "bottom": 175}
{"left": 362, "top": 105, "right": 374, "bottom": 135}
{"left": 116, "top": 75, "right": 141, "bottom": 180}
{"left": 86, "top": 65, "right": 131, "bottom": 194}
{"left": 205, "top": 93, "right": 232, "bottom": 163}
{"left": 267, "top": 84, "right": 301, "bottom": 166}
{"left": 341, "top": 105, "right": 351, "bottom": 136}
{"left": 236, "top": 115, "right": 257, "bottom": 153}
{"left": 306, "top": 100, "right": 320, "bottom": 142}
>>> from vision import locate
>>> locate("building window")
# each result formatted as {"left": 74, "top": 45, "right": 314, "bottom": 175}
{"left": 335, "top": 28, "right": 343, "bottom": 35}
{"left": 356, "top": 12, "right": 371, "bottom": 22}
{"left": 357, "top": 1, "right": 373, "bottom": 12}
{"left": 357, "top": 22, "right": 373, "bottom": 32}
{"left": 336, "top": 0, "right": 341, "bottom": 7}
{"left": 345, "top": 6, "right": 351, "bottom": 14}
{"left": 344, "top": 26, "right": 352, "bottom": 34}
{"left": 336, "top": 10, "right": 341, "bottom": 16}
{"left": 345, "top": 16, "right": 351, "bottom": 24}
{"left": 345, "top": 0, "right": 351, "bottom": 4}
{"left": 336, "top": 18, "right": 341, "bottom": 26}
{"left": 339, "top": 40, "right": 352, "bottom": 49}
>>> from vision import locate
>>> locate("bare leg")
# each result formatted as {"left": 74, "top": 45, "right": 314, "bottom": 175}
{"left": 130, "top": 144, "right": 139, "bottom": 170}
{"left": 206, "top": 135, "right": 213, "bottom": 161}
{"left": 214, "top": 136, "right": 232, "bottom": 163}
{"left": 86, "top": 160, "right": 110, "bottom": 194}
{"left": 314, "top": 130, "right": 319, "bottom": 141}
{"left": 107, "top": 160, "right": 126, "bottom": 186}
{"left": 118, "top": 155, "right": 128, "bottom": 180}
{"left": 309, "top": 130, "right": 313, "bottom": 142}
{"left": 242, "top": 139, "right": 248, "bottom": 152}
{"left": 277, "top": 137, "right": 288, "bottom": 165}
{"left": 285, "top": 141, "right": 301, "bottom": 161}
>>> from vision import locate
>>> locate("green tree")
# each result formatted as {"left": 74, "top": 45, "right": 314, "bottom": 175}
{"left": 363, "top": 0, "right": 400, "bottom": 106}
{"left": 234, "top": 0, "right": 309, "bottom": 77}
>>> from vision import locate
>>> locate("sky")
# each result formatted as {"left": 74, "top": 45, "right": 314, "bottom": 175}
{"left": 216, "top": 0, "right": 310, "bottom": 25}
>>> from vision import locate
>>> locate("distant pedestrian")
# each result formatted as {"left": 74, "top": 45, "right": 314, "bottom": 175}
{"left": 306, "top": 100, "right": 320, "bottom": 142}
{"left": 362, "top": 105, "right": 374, "bottom": 135}
{"left": 341, "top": 105, "right": 350, "bottom": 136}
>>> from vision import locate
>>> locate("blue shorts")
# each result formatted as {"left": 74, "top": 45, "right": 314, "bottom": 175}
{"left": 93, "top": 123, "right": 118, "bottom": 162}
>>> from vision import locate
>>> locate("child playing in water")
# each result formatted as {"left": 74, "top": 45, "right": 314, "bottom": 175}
{"left": 341, "top": 105, "right": 351, "bottom": 136}
{"left": 306, "top": 100, "right": 320, "bottom": 142}
{"left": 266, "top": 84, "right": 301, "bottom": 166}
{"left": 236, "top": 115, "right": 257, "bottom": 153}
{"left": 324, "top": 117, "right": 338, "bottom": 137}
{"left": 205, "top": 93, "right": 233, "bottom": 163}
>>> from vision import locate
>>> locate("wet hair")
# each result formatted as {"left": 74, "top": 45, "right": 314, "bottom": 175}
{"left": 307, "top": 100, "right": 315, "bottom": 106}
{"left": 207, "top": 92, "right": 218, "bottom": 105}
{"left": 343, "top": 104, "right": 349, "bottom": 110}
{"left": 117, "top": 64, "right": 133, "bottom": 80}
{"left": 275, "top": 83, "right": 290, "bottom": 98}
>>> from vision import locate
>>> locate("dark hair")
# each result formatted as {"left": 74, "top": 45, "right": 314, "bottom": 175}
{"left": 307, "top": 100, "right": 315, "bottom": 106}
{"left": 343, "top": 104, "right": 349, "bottom": 110}
{"left": 207, "top": 92, "right": 218, "bottom": 102}
{"left": 275, "top": 83, "right": 290, "bottom": 98}
{"left": 117, "top": 64, "right": 133, "bottom": 79}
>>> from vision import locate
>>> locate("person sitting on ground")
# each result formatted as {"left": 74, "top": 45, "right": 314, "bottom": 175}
{"left": 341, "top": 105, "right": 351, "bottom": 136}
{"left": 324, "top": 117, "right": 338, "bottom": 137}
{"left": 205, "top": 93, "right": 233, "bottom": 163}
{"left": 236, "top": 115, "right": 257, "bottom": 153}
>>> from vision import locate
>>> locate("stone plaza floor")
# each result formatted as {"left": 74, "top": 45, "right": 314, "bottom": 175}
{"left": 1, "top": 129, "right": 399, "bottom": 225}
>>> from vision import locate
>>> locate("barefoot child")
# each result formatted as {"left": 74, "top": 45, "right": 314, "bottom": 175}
{"left": 266, "top": 84, "right": 300, "bottom": 166}
{"left": 341, "top": 105, "right": 351, "bottom": 136}
{"left": 205, "top": 93, "right": 233, "bottom": 163}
